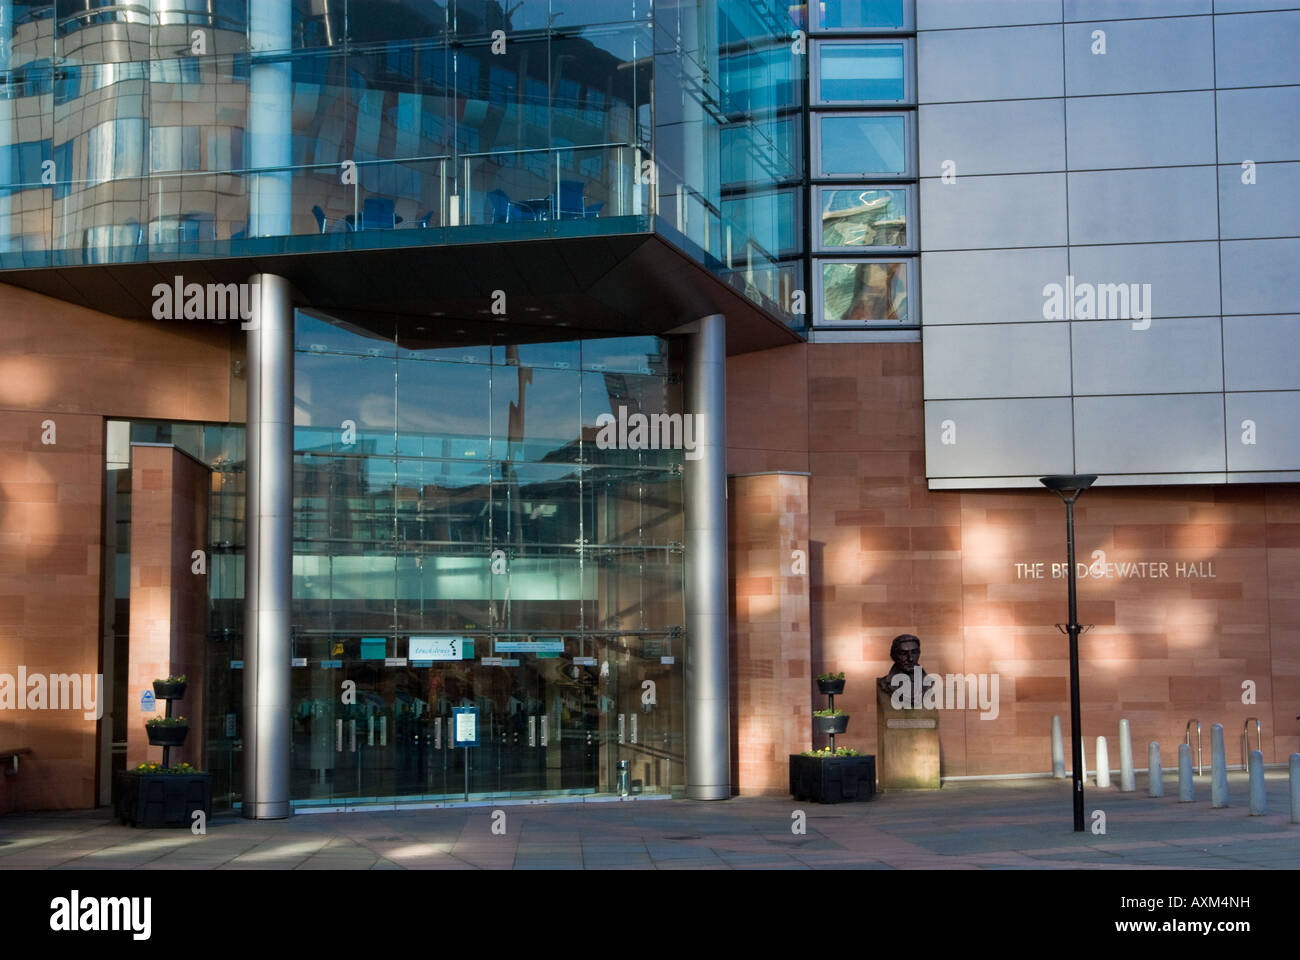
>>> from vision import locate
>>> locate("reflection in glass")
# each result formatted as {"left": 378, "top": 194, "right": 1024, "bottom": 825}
{"left": 818, "top": 0, "right": 906, "bottom": 30}
{"left": 818, "top": 114, "right": 906, "bottom": 177}
{"left": 817, "top": 43, "right": 905, "bottom": 103}
{"left": 295, "top": 353, "right": 397, "bottom": 455}
{"left": 818, "top": 188, "right": 907, "bottom": 248}
{"left": 821, "top": 260, "right": 909, "bottom": 324}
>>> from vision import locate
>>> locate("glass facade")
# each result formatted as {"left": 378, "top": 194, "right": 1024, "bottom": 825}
{"left": 0, "top": 0, "right": 804, "bottom": 330}
{"left": 198, "top": 315, "right": 685, "bottom": 809}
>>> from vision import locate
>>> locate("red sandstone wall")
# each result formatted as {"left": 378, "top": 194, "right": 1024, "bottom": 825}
{"left": 728, "top": 341, "right": 1300, "bottom": 784}
{"left": 0, "top": 283, "right": 233, "bottom": 812}
{"left": 728, "top": 472, "right": 812, "bottom": 795}
{"left": 127, "top": 445, "right": 210, "bottom": 771}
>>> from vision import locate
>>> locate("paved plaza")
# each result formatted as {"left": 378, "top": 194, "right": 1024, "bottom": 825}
{"left": 1, "top": 771, "right": 1297, "bottom": 870}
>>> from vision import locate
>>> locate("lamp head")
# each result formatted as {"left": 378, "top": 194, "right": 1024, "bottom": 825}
{"left": 1039, "top": 474, "right": 1098, "bottom": 501}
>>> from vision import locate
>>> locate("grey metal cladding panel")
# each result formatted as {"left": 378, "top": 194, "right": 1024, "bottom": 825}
{"left": 1218, "top": 162, "right": 1300, "bottom": 239}
{"left": 917, "top": 25, "right": 1063, "bottom": 103}
{"left": 1065, "top": 92, "right": 1216, "bottom": 170}
{"left": 1068, "top": 242, "right": 1221, "bottom": 318}
{"left": 1067, "top": 167, "right": 1218, "bottom": 244}
{"left": 917, "top": 0, "right": 1063, "bottom": 31}
{"left": 923, "top": 322, "right": 1071, "bottom": 399}
{"left": 1064, "top": 18, "right": 1214, "bottom": 95}
{"left": 1225, "top": 392, "right": 1300, "bottom": 470}
{"left": 1223, "top": 315, "right": 1300, "bottom": 390}
{"left": 924, "top": 398, "right": 1075, "bottom": 477}
{"left": 919, "top": 100, "right": 1064, "bottom": 176}
{"left": 1214, "top": 0, "right": 1298, "bottom": 11}
{"left": 1070, "top": 316, "right": 1224, "bottom": 395}
{"left": 1074, "top": 394, "right": 1226, "bottom": 473}
{"left": 921, "top": 173, "right": 1067, "bottom": 249}
{"left": 1217, "top": 87, "right": 1300, "bottom": 162}
{"left": 1221, "top": 239, "right": 1300, "bottom": 315}
{"left": 1066, "top": 0, "right": 1210, "bottom": 17}
{"left": 921, "top": 247, "right": 1069, "bottom": 323}
{"left": 1215, "top": 10, "right": 1300, "bottom": 87}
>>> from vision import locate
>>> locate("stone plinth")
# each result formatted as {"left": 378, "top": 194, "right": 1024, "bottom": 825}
{"left": 876, "top": 686, "right": 940, "bottom": 790}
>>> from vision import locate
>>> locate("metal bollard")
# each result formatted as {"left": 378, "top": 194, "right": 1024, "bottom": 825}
{"left": 1291, "top": 754, "right": 1300, "bottom": 825}
{"left": 1248, "top": 750, "right": 1266, "bottom": 816}
{"left": 1210, "top": 723, "right": 1228, "bottom": 808}
{"left": 617, "top": 759, "right": 629, "bottom": 797}
{"left": 1096, "top": 736, "right": 1111, "bottom": 789}
{"left": 1148, "top": 742, "right": 1163, "bottom": 798}
{"left": 1118, "top": 719, "right": 1135, "bottom": 792}
{"left": 1051, "top": 715, "right": 1066, "bottom": 779}
{"left": 1178, "top": 742, "right": 1194, "bottom": 802}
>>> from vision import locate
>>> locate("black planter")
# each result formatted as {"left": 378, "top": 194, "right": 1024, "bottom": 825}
{"left": 115, "top": 772, "right": 212, "bottom": 827}
{"left": 145, "top": 725, "right": 189, "bottom": 747}
{"left": 816, "top": 677, "right": 845, "bottom": 696}
{"left": 813, "top": 714, "right": 849, "bottom": 735}
{"left": 789, "top": 754, "right": 876, "bottom": 804}
{"left": 152, "top": 680, "right": 187, "bottom": 701}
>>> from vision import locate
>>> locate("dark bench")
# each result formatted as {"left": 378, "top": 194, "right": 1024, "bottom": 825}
{"left": 0, "top": 748, "right": 31, "bottom": 774}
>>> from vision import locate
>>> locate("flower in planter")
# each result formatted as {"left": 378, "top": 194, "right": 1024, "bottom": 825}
{"left": 816, "top": 671, "right": 845, "bottom": 682}
{"left": 153, "top": 674, "right": 186, "bottom": 685}
{"left": 800, "top": 746, "right": 861, "bottom": 758}
{"left": 145, "top": 715, "right": 188, "bottom": 727}
{"left": 812, "top": 708, "right": 846, "bottom": 718}
{"left": 132, "top": 761, "right": 203, "bottom": 775}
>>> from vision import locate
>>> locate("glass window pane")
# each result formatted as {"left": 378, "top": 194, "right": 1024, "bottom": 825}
{"left": 295, "top": 353, "right": 397, "bottom": 455}
{"left": 396, "top": 360, "right": 491, "bottom": 461}
{"left": 491, "top": 366, "right": 581, "bottom": 462}
{"left": 818, "top": 187, "right": 908, "bottom": 248}
{"left": 818, "top": 43, "right": 905, "bottom": 103}
{"left": 819, "top": 0, "right": 906, "bottom": 30}
{"left": 581, "top": 336, "right": 669, "bottom": 375}
{"left": 817, "top": 114, "right": 906, "bottom": 177}
{"left": 820, "top": 260, "right": 910, "bottom": 324}
{"left": 395, "top": 459, "right": 491, "bottom": 545}
{"left": 491, "top": 462, "right": 582, "bottom": 548}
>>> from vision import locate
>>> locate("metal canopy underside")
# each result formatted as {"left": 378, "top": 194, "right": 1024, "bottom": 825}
{"left": 0, "top": 231, "right": 801, "bottom": 356}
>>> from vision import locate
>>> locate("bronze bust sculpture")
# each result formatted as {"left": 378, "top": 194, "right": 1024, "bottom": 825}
{"left": 877, "top": 633, "right": 929, "bottom": 699}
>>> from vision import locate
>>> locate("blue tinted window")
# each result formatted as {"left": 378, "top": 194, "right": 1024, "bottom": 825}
{"left": 817, "top": 114, "right": 906, "bottom": 176}
{"left": 818, "top": 43, "right": 905, "bottom": 103}
{"left": 820, "top": 0, "right": 905, "bottom": 30}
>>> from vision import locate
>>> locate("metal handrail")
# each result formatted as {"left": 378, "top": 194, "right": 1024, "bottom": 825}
{"left": 1241, "top": 717, "right": 1261, "bottom": 771}
{"left": 1185, "top": 719, "right": 1202, "bottom": 775}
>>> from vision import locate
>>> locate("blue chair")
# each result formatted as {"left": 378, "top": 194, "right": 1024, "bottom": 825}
{"left": 360, "top": 196, "right": 397, "bottom": 230}
{"left": 557, "top": 180, "right": 586, "bottom": 219}
{"left": 484, "top": 189, "right": 536, "bottom": 224}
{"left": 558, "top": 180, "right": 604, "bottom": 219}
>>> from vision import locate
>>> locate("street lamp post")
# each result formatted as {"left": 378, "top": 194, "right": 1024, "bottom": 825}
{"left": 1040, "top": 474, "right": 1098, "bottom": 832}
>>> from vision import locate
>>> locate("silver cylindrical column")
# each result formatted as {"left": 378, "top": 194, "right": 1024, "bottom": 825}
{"left": 684, "top": 314, "right": 730, "bottom": 800}
{"left": 243, "top": 273, "right": 293, "bottom": 819}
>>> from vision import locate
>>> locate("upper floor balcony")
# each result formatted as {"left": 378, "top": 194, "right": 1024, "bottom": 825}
{"left": 0, "top": 0, "right": 807, "bottom": 350}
